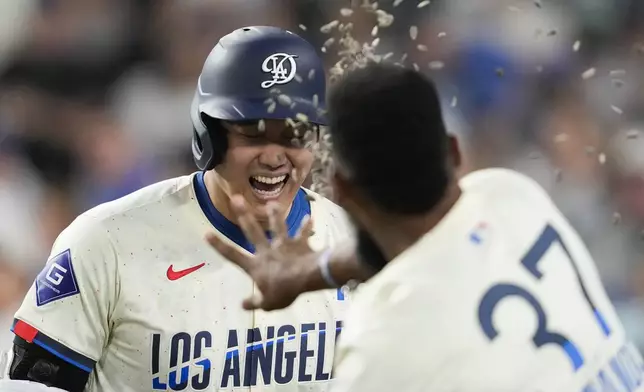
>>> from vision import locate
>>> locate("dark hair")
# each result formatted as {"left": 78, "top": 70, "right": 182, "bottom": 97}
{"left": 327, "top": 62, "right": 452, "bottom": 215}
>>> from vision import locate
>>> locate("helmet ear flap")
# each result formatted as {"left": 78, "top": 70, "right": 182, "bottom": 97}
{"left": 192, "top": 114, "right": 228, "bottom": 170}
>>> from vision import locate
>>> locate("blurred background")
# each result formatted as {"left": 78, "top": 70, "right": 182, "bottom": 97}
{"left": 0, "top": 0, "right": 643, "bottom": 351}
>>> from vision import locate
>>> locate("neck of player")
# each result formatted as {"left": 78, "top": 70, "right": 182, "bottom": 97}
{"left": 367, "top": 182, "right": 462, "bottom": 263}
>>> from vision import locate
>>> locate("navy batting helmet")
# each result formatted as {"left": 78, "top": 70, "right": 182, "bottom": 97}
{"left": 191, "top": 26, "right": 327, "bottom": 170}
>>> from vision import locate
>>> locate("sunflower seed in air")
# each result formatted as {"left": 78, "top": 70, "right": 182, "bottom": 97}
{"left": 321, "top": 47, "right": 327, "bottom": 53}
{"left": 324, "top": 38, "right": 335, "bottom": 48}
{"left": 598, "top": 153, "right": 606, "bottom": 164}
{"left": 296, "top": 113, "right": 309, "bottom": 123}
{"left": 393, "top": 0, "right": 404, "bottom": 6}
{"left": 278, "top": 94, "right": 292, "bottom": 106}
{"left": 312, "top": 94, "right": 319, "bottom": 108}
{"left": 581, "top": 68, "right": 596, "bottom": 80}
{"left": 409, "top": 26, "right": 418, "bottom": 40}
{"left": 294, "top": 74, "right": 303, "bottom": 83}
{"left": 340, "top": 8, "right": 354, "bottom": 17}
{"left": 418, "top": 0, "right": 430, "bottom": 8}
{"left": 383, "top": 52, "right": 394, "bottom": 60}
{"left": 429, "top": 61, "right": 444, "bottom": 70}
{"left": 285, "top": 118, "right": 297, "bottom": 128}
{"left": 573, "top": 40, "right": 581, "bottom": 52}
{"left": 417, "top": 44, "right": 428, "bottom": 51}
{"left": 554, "top": 133, "right": 569, "bottom": 143}
{"left": 372, "top": 26, "right": 379, "bottom": 37}
{"left": 308, "top": 69, "right": 315, "bottom": 80}
{"left": 400, "top": 53, "right": 408, "bottom": 62}
{"left": 299, "top": 24, "right": 307, "bottom": 31}
{"left": 264, "top": 98, "right": 275, "bottom": 106}
{"left": 609, "top": 69, "right": 626, "bottom": 77}
{"left": 258, "top": 119, "right": 266, "bottom": 132}
{"left": 413, "top": 63, "right": 420, "bottom": 71}
{"left": 376, "top": 10, "right": 394, "bottom": 27}
{"left": 611, "top": 105, "right": 623, "bottom": 115}
{"left": 320, "top": 20, "right": 339, "bottom": 34}
{"left": 267, "top": 102, "right": 276, "bottom": 113}
{"left": 372, "top": 38, "right": 381, "bottom": 47}
{"left": 438, "top": 31, "right": 446, "bottom": 38}
{"left": 339, "top": 22, "right": 354, "bottom": 32}
{"left": 450, "top": 96, "right": 458, "bottom": 107}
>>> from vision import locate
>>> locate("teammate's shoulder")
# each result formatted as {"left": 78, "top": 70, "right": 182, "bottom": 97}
{"left": 460, "top": 167, "right": 548, "bottom": 198}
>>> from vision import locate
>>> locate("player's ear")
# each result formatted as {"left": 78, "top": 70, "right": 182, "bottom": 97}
{"left": 448, "top": 134, "right": 462, "bottom": 170}
{"left": 331, "top": 170, "right": 353, "bottom": 209}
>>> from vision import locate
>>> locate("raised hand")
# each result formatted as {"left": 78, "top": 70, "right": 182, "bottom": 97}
{"left": 205, "top": 195, "right": 326, "bottom": 311}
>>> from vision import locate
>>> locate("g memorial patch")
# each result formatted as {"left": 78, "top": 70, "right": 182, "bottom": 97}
{"left": 35, "top": 249, "right": 80, "bottom": 306}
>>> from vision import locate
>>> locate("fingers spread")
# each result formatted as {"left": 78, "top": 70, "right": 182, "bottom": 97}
{"left": 294, "top": 214, "right": 315, "bottom": 239}
{"left": 231, "top": 195, "right": 270, "bottom": 250}
{"left": 242, "top": 293, "right": 263, "bottom": 311}
{"left": 267, "top": 202, "right": 288, "bottom": 246}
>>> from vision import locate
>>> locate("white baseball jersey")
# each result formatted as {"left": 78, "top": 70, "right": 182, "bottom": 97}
{"left": 8, "top": 172, "right": 353, "bottom": 391}
{"left": 332, "top": 168, "right": 644, "bottom": 392}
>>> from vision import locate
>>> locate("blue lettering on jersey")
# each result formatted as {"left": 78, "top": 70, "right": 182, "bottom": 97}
{"left": 35, "top": 249, "right": 80, "bottom": 306}
{"left": 150, "top": 320, "right": 343, "bottom": 390}
{"left": 582, "top": 343, "right": 644, "bottom": 392}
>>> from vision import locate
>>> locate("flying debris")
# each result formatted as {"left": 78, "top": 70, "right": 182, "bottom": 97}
{"left": 410, "top": 26, "right": 418, "bottom": 40}
{"left": 581, "top": 68, "right": 596, "bottom": 80}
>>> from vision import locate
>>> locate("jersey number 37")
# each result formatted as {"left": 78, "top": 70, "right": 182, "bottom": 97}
{"left": 477, "top": 223, "right": 611, "bottom": 371}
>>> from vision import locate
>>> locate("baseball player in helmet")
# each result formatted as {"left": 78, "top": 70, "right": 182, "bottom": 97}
{"left": 2, "top": 26, "right": 353, "bottom": 392}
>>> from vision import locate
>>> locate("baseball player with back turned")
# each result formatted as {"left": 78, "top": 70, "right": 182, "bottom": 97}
{"left": 0, "top": 26, "right": 353, "bottom": 392}
{"left": 208, "top": 62, "right": 644, "bottom": 392}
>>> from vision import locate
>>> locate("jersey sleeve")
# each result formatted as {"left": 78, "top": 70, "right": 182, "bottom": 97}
{"left": 11, "top": 217, "right": 118, "bottom": 373}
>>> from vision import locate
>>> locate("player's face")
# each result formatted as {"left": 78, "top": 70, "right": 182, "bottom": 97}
{"left": 216, "top": 119, "right": 316, "bottom": 222}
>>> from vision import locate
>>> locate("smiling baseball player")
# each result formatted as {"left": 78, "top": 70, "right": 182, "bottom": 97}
{"left": 0, "top": 26, "right": 353, "bottom": 392}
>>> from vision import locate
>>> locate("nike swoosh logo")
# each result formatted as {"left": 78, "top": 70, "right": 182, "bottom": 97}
{"left": 167, "top": 263, "right": 206, "bottom": 281}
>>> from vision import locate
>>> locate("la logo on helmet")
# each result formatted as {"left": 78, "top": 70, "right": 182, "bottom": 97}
{"left": 261, "top": 53, "right": 298, "bottom": 89}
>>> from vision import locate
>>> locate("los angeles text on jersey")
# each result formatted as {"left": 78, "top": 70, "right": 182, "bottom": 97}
{"left": 151, "top": 321, "right": 343, "bottom": 390}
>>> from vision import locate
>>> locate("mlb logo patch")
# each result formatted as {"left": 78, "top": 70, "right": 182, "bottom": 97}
{"left": 35, "top": 249, "right": 80, "bottom": 306}
{"left": 469, "top": 222, "right": 488, "bottom": 244}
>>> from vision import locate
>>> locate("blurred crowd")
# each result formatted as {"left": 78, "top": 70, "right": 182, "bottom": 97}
{"left": 0, "top": 0, "right": 643, "bottom": 350}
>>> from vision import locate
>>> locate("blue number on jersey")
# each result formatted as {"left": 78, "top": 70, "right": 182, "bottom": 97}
{"left": 477, "top": 223, "right": 611, "bottom": 371}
